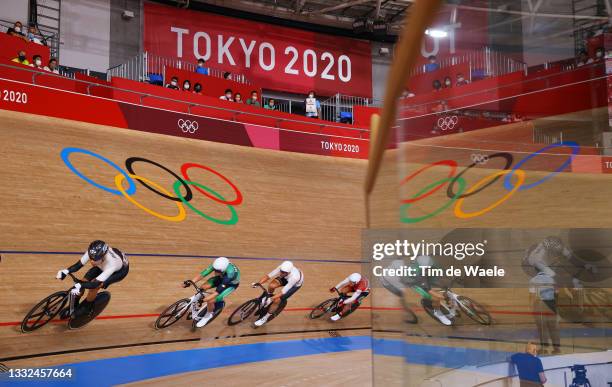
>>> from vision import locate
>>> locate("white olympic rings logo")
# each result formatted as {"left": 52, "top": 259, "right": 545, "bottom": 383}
{"left": 471, "top": 153, "right": 489, "bottom": 165}
{"left": 437, "top": 115, "right": 459, "bottom": 131}
{"left": 178, "top": 119, "right": 199, "bottom": 134}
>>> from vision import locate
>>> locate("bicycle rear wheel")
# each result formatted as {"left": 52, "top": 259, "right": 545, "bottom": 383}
{"left": 456, "top": 296, "right": 491, "bottom": 325}
{"left": 309, "top": 298, "right": 337, "bottom": 319}
{"left": 21, "top": 291, "right": 68, "bottom": 333}
{"left": 228, "top": 299, "right": 259, "bottom": 326}
{"left": 155, "top": 298, "right": 190, "bottom": 329}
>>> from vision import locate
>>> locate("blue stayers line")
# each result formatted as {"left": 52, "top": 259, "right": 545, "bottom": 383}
{"left": 0, "top": 251, "right": 365, "bottom": 264}
{"left": 2, "top": 336, "right": 371, "bottom": 387}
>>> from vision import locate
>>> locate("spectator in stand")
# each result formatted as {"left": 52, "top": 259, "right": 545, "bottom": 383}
{"left": 432, "top": 79, "right": 442, "bottom": 91}
{"left": 576, "top": 50, "right": 593, "bottom": 67}
{"left": 456, "top": 73, "right": 469, "bottom": 86}
{"left": 234, "top": 93, "right": 243, "bottom": 103}
{"left": 510, "top": 342, "right": 547, "bottom": 387}
{"left": 595, "top": 47, "right": 604, "bottom": 61}
{"left": 165, "top": 76, "right": 179, "bottom": 90}
{"left": 195, "top": 58, "right": 209, "bottom": 75}
{"left": 223, "top": 72, "right": 232, "bottom": 80}
{"left": 424, "top": 55, "right": 439, "bottom": 73}
{"left": 264, "top": 98, "right": 277, "bottom": 110}
{"left": 182, "top": 80, "right": 191, "bottom": 92}
{"left": 30, "top": 55, "right": 44, "bottom": 69}
{"left": 193, "top": 83, "right": 203, "bottom": 95}
{"left": 246, "top": 90, "right": 261, "bottom": 107}
{"left": 44, "top": 58, "right": 59, "bottom": 74}
{"left": 443, "top": 76, "right": 452, "bottom": 89}
{"left": 401, "top": 89, "right": 415, "bottom": 98}
{"left": 11, "top": 50, "right": 30, "bottom": 65}
{"left": 27, "top": 24, "right": 45, "bottom": 45}
{"left": 220, "top": 88, "right": 233, "bottom": 101}
{"left": 6, "top": 21, "right": 28, "bottom": 42}
{"left": 304, "top": 90, "right": 321, "bottom": 119}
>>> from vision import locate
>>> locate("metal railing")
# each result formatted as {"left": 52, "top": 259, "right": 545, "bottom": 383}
{"left": 107, "top": 52, "right": 251, "bottom": 85}
{"left": 0, "top": 19, "right": 60, "bottom": 60}
{"left": 1, "top": 63, "right": 369, "bottom": 139}
{"left": 320, "top": 93, "right": 379, "bottom": 123}
{"left": 410, "top": 46, "right": 527, "bottom": 78}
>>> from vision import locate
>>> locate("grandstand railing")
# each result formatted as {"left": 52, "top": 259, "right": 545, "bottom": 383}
{"left": 1, "top": 63, "right": 368, "bottom": 138}
{"left": 107, "top": 52, "right": 251, "bottom": 85}
{"left": 409, "top": 46, "right": 527, "bottom": 78}
{"left": 0, "top": 18, "right": 60, "bottom": 60}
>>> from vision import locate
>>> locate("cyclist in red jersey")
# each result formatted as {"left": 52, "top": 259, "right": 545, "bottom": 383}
{"left": 329, "top": 273, "right": 369, "bottom": 321}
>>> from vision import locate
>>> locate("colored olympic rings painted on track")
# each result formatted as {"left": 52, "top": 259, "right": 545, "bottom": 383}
{"left": 503, "top": 141, "right": 580, "bottom": 191}
{"left": 61, "top": 147, "right": 137, "bottom": 196}
{"left": 174, "top": 181, "right": 238, "bottom": 225}
{"left": 400, "top": 177, "right": 466, "bottom": 223}
{"left": 60, "top": 147, "right": 243, "bottom": 225}
{"left": 400, "top": 160, "right": 458, "bottom": 204}
{"left": 116, "top": 174, "right": 187, "bottom": 222}
{"left": 454, "top": 169, "right": 525, "bottom": 219}
{"left": 400, "top": 142, "right": 580, "bottom": 223}
{"left": 446, "top": 152, "right": 513, "bottom": 199}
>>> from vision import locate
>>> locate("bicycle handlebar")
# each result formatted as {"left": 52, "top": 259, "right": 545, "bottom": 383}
{"left": 183, "top": 280, "right": 204, "bottom": 294}
{"left": 68, "top": 272, "right": 82, "bottom": 284}
{"left": 253, "top": 283, "right": 267, "bottom": 292}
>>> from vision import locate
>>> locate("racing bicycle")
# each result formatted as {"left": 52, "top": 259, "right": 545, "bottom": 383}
{"left": 309, "top": 288, "right": 361, "bottom": 320}
{"left": 155, "top": 280, "right": 225, "bottom": 330}
{"left": 21, "top": 273, "right": 111, "bottom": 332}
{"left": 227, "top": 283, "right": 286, "bottom": 327}
{"left": 421, "top": 287, "right": 491, "bottom": 326}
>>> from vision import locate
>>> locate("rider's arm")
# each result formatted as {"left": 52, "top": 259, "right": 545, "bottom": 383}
{"left": 67, "top": 253, "right": 89, "bottom": 273}
{"left": 192, "top": 265, "right": 213, "bottom": 283}
{"left": 257, "top": 267, "right": 280, "bottom": 285}
{"left": 342, "top": 289, "right": 362, "bottom": 305}
{"left": 334, "top": 277, "right": 349, "bottom": 291}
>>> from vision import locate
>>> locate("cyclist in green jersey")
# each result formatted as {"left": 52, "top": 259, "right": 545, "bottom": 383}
{"left": 184, "top": 257, "right": 240, "bottom": 327}
{"left": 408, "top": 255, "right": 452, "bottom": 325}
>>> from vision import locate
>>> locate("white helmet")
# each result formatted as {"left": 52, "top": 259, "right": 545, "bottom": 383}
{"left": 349, "top": 273, "right": 362, "bottom": 283}
{"left": 280, "top": 260, "right": 294, "bottom": 273}
{"left": 416, "top": 255, "right": 433, "bottom": 267}
{"left": 213, "top": 257, "right": 230, "bottom": 272}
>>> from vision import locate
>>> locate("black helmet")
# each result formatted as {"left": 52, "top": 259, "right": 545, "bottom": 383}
{"left": 88, "top": 240, "right": 108, "bottom": 261}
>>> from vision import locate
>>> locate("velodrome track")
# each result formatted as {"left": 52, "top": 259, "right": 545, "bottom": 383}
{"left": 0, "top": 109, "right": 610, "bottom": 386}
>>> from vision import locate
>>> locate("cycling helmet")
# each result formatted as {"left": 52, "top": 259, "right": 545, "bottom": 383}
{"left": 213, "top": 257, "right": 230, "bottom": 272}
{"left": 88, "top": 240, "right": 108, "bottom": 261}
{"left": 349, "top": 273, "right": 362, "bottom": 283}
{"left": 542, "top": 236, "right": 563, "bottom": 253}
{"left": 280, "top": 260, "right": 294, "bottom": 273}
{"left": 416, "top": 255, "right": 434, "bottom": 267}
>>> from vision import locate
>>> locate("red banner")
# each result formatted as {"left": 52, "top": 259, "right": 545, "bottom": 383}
{"left": 144, "top": 2, "right": 372, "bottom": 97}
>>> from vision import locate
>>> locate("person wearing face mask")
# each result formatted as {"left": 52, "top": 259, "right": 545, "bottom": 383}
{"left": 264, "top": 98, "right": 277, "bottom": 110}
{"left": 456, "top": 73, "right": 469, "bottom": 86}
{"left": 44, "top": 58, "right": 60, "bottom": 74}
{"left": 595, "top": 47, "right": 604, "bottom": 61}
{"left": 443, "top": 76, "right": 452, "bottom": 89}
{"left": 219, "top": 88, "right": 234, "bottom": 101}
{"left": 195, "top": 58, "right": 209, "bottom": 75}
{"left": 234, "top": 93, "right": 243, "bottom": 103}
{"left": 30, "top": 55, "right": 44, "bottom": 69}
{"left": 27, "top": 24, "right": 46, "bottom": 45}
{"left": 7, "top": 21, "right": 28, "bottom": 42}
{"left": 182, "top": 80, "right": 191, "bottom": 92}
{"left": 304, "top": 91, "right": 321, "bottom": 118}
{"left": 193, "top": 83, "right": 203, "bottom": 95}
{"left": 246, "top": 90, "right": 261, "bottom": 107}
{"left": 165, "top": 76, "right": 179, "bottom": 90}
{"left": 12, "top": 50, "right": 30, "bottom": 66}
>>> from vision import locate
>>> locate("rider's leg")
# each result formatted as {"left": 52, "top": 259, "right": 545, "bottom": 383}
{"left": 418, "top": 287, "right": 451, "bottom": 325}
{"left": 265, "top": 279, "right": 281, "bottom": 306}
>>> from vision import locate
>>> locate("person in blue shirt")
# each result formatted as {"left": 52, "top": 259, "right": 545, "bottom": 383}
{"left": 510, "top": 342, "right": 547, "bottom": 387}
{"left": 196, "top": 58, "right": 208, "bottom": 75}
{"left": 424, "top": 55, "right": 439, "bottom": 73}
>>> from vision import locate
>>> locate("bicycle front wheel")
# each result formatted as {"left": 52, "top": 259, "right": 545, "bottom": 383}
{"left": 309, "top": 298, "right": 337, "bottom": 319}
{"left": 21, "top": 291, "right": 68, "bottom": 333}
{"left": 457, "top": 296, "right": 491, "bottom": 325}
{"left": 155, "top": 298, "right": 190, "bottom": 329}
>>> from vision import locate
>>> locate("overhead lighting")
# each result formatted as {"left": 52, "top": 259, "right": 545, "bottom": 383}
{"left": 425, "top": 29, "right": 448, "bottom": 38}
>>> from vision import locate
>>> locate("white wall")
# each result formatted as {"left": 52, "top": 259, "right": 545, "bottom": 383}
{"left": 60, "top": 0, "right": 111, "bottom": 72}
{"left": 0, "top": 0, "right": 29, "bottom": 26}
